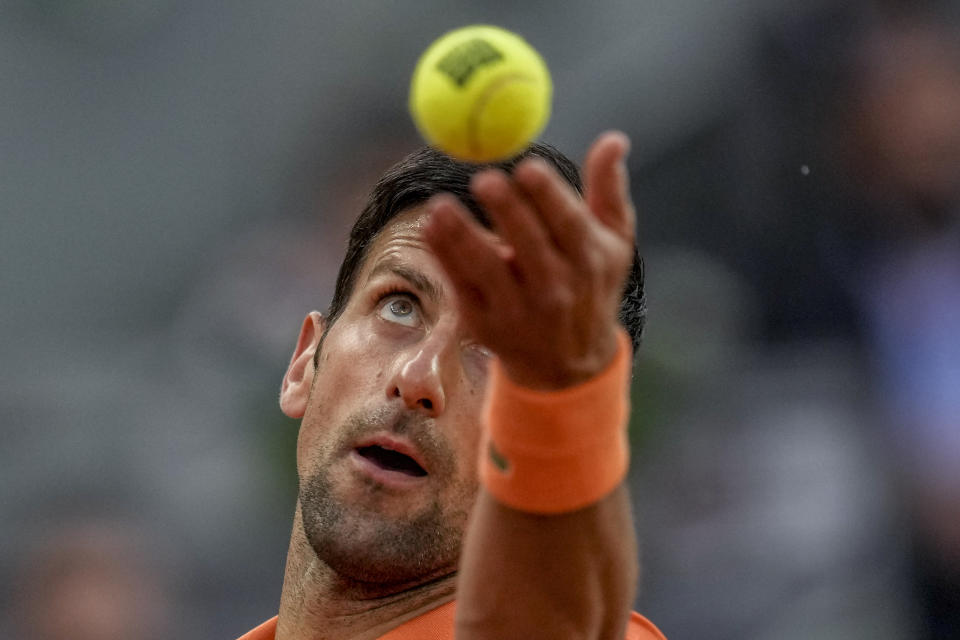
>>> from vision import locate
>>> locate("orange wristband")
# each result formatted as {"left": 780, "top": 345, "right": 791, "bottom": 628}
{"left": 479, "top": 330, "right": 632, "bottom": 514}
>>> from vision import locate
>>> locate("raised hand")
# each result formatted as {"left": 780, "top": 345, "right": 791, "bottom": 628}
{"left": 423, "top": 131, "right": 636, "bottom": 391}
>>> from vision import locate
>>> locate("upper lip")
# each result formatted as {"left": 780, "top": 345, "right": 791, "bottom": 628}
{"left": 352, "top": 433, "right": 430, "bottom": 475}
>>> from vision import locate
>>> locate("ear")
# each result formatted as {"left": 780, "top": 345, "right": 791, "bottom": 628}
{"left": 280, "top": 311, "right": 327, "bottom": 419}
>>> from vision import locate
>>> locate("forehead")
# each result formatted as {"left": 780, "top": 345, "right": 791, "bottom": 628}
{"left": 357, "top": 206, "right": 435, "bottom": 276}
{"left": 375, "top": 206, "right": 431, "bottom": 244}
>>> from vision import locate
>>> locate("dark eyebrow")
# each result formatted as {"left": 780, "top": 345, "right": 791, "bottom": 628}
{"left": 365, "top": 259, "right": 443, "bottom": 303}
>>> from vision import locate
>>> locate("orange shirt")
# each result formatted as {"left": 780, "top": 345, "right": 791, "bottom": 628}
{"left": 237, "top": 601, "right": 665, "bottom": 639}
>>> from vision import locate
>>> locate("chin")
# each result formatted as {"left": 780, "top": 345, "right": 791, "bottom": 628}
{"left": 299, "top": 471, "right": 466, "bottom": 586}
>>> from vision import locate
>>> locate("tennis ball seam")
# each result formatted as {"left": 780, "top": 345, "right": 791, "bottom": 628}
{"left": 466, "top": 71, "right": 538, "bottom": 161}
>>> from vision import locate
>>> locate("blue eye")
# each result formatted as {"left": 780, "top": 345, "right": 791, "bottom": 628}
{"left": 379, "top": 295, "right": 420, "bottom": 327}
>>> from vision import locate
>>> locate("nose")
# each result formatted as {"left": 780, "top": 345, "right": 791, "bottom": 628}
{"left": 387, "top": 332, "right": 455, "bottom": 416}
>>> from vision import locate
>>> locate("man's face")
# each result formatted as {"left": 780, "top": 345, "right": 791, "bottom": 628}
{"left": 291, "top": 206, "right": 490, "bottom": 586}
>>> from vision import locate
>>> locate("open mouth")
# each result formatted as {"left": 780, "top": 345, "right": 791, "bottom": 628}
{"left": 355, "top": 445, "right": 427, "bottom": 477}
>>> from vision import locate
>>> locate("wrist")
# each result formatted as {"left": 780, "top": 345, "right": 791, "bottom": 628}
{"left": 498, "top": 325, "right": 621, "bottom": 391}
{"left": 480, "top": 328, "right": 633, "bottom": 514}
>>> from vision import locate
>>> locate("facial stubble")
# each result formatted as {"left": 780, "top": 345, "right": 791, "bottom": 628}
{"left": 298, "top": 409, "right": 477, "bottom": 586}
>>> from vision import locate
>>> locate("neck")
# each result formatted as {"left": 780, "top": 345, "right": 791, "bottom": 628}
{"left": 275, "top": 506, "right": 457, "bottom": 640}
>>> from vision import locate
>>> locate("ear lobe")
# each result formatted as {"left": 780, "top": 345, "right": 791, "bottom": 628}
{"left": 280, "top": 311, "right": 326, "bottom": 418}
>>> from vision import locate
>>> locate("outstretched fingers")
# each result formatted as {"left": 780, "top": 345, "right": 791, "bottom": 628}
{"left": 511, "top": 158, "right": 591, "bottom": 259}
{"left": 423, "top": 194, "right": 515, "bottom": 330}
{"left": 469, "top": 169, "right": 559, "bottom": 283}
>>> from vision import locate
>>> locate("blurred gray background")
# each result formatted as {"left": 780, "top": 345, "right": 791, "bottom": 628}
{"left": 3, "top": 1, "right": 959, "bottom": 638}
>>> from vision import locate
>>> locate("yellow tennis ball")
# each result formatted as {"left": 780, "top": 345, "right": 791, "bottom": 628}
{"left": 409, "top": 25, "right": 552, "bottom": 163}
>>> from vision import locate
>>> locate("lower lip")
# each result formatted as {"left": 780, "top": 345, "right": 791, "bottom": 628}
{"left": 349, "top": 450, "right": 429, "bottom": 489}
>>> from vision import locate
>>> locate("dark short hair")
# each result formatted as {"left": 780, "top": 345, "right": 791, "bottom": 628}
{"left": 320, "top": 143, "right": 646, "bottom": 363}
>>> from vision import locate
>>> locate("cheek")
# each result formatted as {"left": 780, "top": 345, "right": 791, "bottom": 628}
{"left": 295, "top": 401, "right": 328, "bottom": 477}
{"left": 295, "top": 324, "right": 389, "bottom": 467}
{"left": 320, "top": 322, "right": 390, "bottom": 397}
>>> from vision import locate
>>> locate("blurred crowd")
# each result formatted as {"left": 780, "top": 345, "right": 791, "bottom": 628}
{"left": 631, "top": 3, "right": 960, "bottom": 637}
{"left": 1, "top": 1, "right": 957, "bottom": 639}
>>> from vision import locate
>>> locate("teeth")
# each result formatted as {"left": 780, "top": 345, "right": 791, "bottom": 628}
{"left": 357, "top": 445, "right": 427, "bottom": 477}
